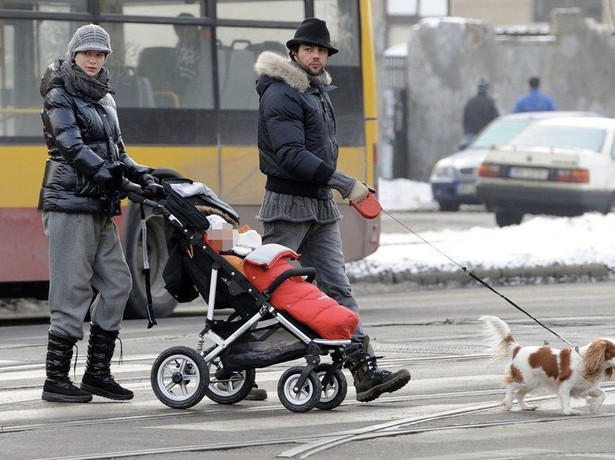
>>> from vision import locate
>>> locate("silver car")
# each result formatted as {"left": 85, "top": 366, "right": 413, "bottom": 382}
{"left": 477, "top": 116, "right": 615, "bottom": 226}
{"left": 429, "top": 112, "right": 599, "bottom": 212}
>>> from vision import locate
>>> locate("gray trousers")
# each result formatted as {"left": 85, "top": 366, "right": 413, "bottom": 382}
{"left": 262, "top": 219, "right": 365, "bottom": 344}
{"left": 42, "top": 212, "right": 132, "bottom": 339}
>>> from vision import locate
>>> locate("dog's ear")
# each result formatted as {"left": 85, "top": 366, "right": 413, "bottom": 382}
{"left": 585, "top": 339, "right": 609, "bottom": 380}
{"left": 604, "top": 340, "right": 615, "bottom": 361}
{"left": 604, "top": 340, "right": 615, "bottom": 381}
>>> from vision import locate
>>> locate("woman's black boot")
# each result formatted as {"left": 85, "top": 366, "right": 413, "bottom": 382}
{"left": 80, "top": 324, "right": 134, "bottom": 400}
{"left": 42, "top": 332, "right": 93, "bottom": 403}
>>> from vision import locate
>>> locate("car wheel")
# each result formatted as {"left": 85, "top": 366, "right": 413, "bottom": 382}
{"left": 438, "top": 201, "right": 460, "bottom": 212}
{"left": 602, "top": 196, "right": 615, "bottom": 214}
{"left": 495, "top": 212, "right": 523, "bottom": 227}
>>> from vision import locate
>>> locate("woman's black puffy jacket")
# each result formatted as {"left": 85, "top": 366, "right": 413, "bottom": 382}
{"left": 38, "top": 60, "right": 151, "bottom": 216}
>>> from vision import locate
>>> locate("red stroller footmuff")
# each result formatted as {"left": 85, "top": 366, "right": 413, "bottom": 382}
{"left": 243, "top": 244, "right": 359, "bottom": 340}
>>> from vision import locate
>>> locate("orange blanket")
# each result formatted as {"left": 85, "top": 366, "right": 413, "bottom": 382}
{"left": 243, "top": 245, "right": 358, "bottom": 340}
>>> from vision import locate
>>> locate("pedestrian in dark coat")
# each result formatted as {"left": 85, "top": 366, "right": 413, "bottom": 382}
{"left": 39, "top": 24, "right": 164, "bottom": 403}
{"left": 254, "top": 18, "right": 410, "bottom": 403}
{"left": 461, "top": 78, "right": 499, "bottom": 148}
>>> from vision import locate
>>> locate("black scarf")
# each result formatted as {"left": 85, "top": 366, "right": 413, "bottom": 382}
{"left": 60, "top": 59, "right": 114, "bottom": 101}
{"left": 307, "top": 71, "right": 329, "bottom": 87}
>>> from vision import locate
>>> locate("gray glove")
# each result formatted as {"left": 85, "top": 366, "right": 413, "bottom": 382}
{"left": 348, "top": 180, "right": 370, "bottom": 204}
{"left": 328, "top": 170, "right": 355, "bottom": 198}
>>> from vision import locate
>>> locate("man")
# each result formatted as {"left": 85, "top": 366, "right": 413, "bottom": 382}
{"left": 513, "top": 76, "right": 557, "bottom": 113}
{"left": 254, "top": 18, "right": 410, "bottom": 402}
{"left": 461, "top": 78, "right": 499, "bottom": 148}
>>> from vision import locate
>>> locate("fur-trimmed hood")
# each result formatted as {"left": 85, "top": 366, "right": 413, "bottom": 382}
{"left": 254, "top": 51, "right": 332, "bottom": 95}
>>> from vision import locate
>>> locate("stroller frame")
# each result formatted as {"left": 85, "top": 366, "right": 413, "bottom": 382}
{"left": 136, "top": 180, "right": 352, "bottom": 413}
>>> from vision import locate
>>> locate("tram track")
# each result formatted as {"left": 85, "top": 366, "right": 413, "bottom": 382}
{"left": 7, "top": 381, "right": 615, "bottom": 460}
{"left": 21, "top": 402, "right": 525, "bottom": 459}
{"left": 277, "top": 386, "right": 615, "bottom": 458}
{"left": 31, "top": 386, "right": 615, "bottom": 460}
{"left": 0, "top": 385, "right": 496, "bottom": 433}
{"left": 5, "top": 305, "right": 615, "bottom": 460}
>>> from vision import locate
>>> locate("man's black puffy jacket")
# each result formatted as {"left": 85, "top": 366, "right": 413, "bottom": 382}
{"left": 38, "top": 60, "right": 151, "bottom": 216}
{"left": 255, "top": 52, "right": 338, "bottom": 200}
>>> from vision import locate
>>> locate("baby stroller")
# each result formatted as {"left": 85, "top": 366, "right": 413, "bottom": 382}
{"left": 140, "top": 178, "right": 357, "bottom": 413}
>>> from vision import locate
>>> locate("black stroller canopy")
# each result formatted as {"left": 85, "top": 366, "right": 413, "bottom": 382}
{"left": 161, "top": 178, "right": 240, "bottom": 232}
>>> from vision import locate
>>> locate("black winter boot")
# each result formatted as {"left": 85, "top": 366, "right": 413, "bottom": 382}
{"left": 80, "top": 324, "right": 134, "bottom": 400}
{"left": 42, "top": 332, "right": 93, "bottom": 403}
{"left": 246, "top": 384, "right": 267, "bottom": 401}
{"left": 345, "top": 336, "right": 410, "bottom": 403}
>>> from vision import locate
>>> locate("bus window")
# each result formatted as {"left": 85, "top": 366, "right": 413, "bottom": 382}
{"left": 101, "top": 0, "right": 201, "bottom": 18}
{"left": 0, "top": 18, "right": 83, "bottom": 139}
{"left": 0, "top": 0, "right": 87, "bottom": 12}
{"left": 315, "top": 0, "right": 364, "bottom": 146}
{"left": 104, "top": 21, "right": 215, "bottom": 110}
{"left": 216, "top": 28, "right": 287, "bottom": 111}
{"left": 315, "top": 0, "right": 360, "bottom": 66}
{"left": 216, "top": 0, "right": 304, "bottom": 21}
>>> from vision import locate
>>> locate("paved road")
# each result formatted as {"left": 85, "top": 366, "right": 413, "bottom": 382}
{"left": 3, "top": 281, "right": 615, "bottom": 459}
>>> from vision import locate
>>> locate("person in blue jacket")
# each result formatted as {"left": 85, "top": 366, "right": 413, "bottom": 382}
{"left": 513, "top": 76, "right": 557, "bottom": 113}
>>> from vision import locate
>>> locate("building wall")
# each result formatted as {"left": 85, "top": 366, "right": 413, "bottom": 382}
{"left": 401, "top": 9, "right": 615, "bottom": 181}
{"left": 451, "top": 0, "right": 534, "bottom": 24}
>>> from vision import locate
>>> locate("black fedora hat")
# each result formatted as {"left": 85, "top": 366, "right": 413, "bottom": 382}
{"left": 286, "top": 17, "right": 339, "bottom": 55}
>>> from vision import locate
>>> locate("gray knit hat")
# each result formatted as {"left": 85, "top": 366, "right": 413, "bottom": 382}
{"left": 66, "top": 24, "right": 112, "bottom": 60}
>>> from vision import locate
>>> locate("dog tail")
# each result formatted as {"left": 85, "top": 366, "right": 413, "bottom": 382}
{"left": 479, "top": 315, "right": 519, "bottom": 362}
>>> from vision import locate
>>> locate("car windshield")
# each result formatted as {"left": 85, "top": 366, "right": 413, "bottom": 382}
{"left": 510, "top": 125, "right": 606, "bottom": 153}
{"left": 471, "top": 119, "right": 534, "bottom": 149}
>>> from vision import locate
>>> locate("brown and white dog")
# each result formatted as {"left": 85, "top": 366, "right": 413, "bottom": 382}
{"left": 480, "top": 315, "right": 615, "bottom": 415}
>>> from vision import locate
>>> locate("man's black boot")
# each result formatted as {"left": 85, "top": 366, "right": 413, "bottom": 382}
{"left": 345, "top": 336, "right": 410, "bottom": 403}
{"left": 42, "top": 332, "right": 93, "bottom": 403}
{"left": 80, "top": 324, "right": 134, "bottom": 400}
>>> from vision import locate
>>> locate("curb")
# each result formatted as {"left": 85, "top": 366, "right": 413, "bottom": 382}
{"left": 2, "top": 264, "right": 613, "bottom": 319}
{"left": 350, "top": 263, "right": 613, "bottom": 294}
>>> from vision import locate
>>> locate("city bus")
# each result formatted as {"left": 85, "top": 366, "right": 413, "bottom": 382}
{"left": 0, "top": 0, "right": 380, "bottom": 319}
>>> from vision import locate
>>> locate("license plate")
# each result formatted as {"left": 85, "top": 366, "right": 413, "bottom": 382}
{"left": 456, "top": 183, "right": 476, "bottom": 195}
{"left": 508, "top": 167, "right": 549, "bottom": 180}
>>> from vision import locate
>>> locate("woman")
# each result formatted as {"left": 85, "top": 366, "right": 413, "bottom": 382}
{"left": 38, "top": 24, "right": 163, "bottom": 403}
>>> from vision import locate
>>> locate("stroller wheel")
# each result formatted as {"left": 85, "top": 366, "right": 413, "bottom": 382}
{"left": 205, "top": 355, "right": 256, "bottom": 404}
{"left": 150, "top": 346, "right": 209, "bottom": 409}
{"left": 315, "top": 363, "right": 347, "bottom": 411}
{"left": 277, "top": 366, "right": 322, "bottom": 413}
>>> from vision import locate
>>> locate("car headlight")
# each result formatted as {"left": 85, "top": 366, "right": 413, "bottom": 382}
{"left": 430, "top": 164, "right": 456, "bottom": 180}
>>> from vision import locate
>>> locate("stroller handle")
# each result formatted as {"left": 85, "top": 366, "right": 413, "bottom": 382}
{"left": 127, "top": 192, "right": 184, "bottom": 230}
{"left": 127, "top": 191, "right": 158, "bottom": 207}
{"left": 264, "top": 267, "right": 317, "bottom": 296}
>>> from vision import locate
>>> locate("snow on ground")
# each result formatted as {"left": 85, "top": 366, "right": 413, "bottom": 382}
{"left": 346, "top": 179, "right": 615, "bottom": 278}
